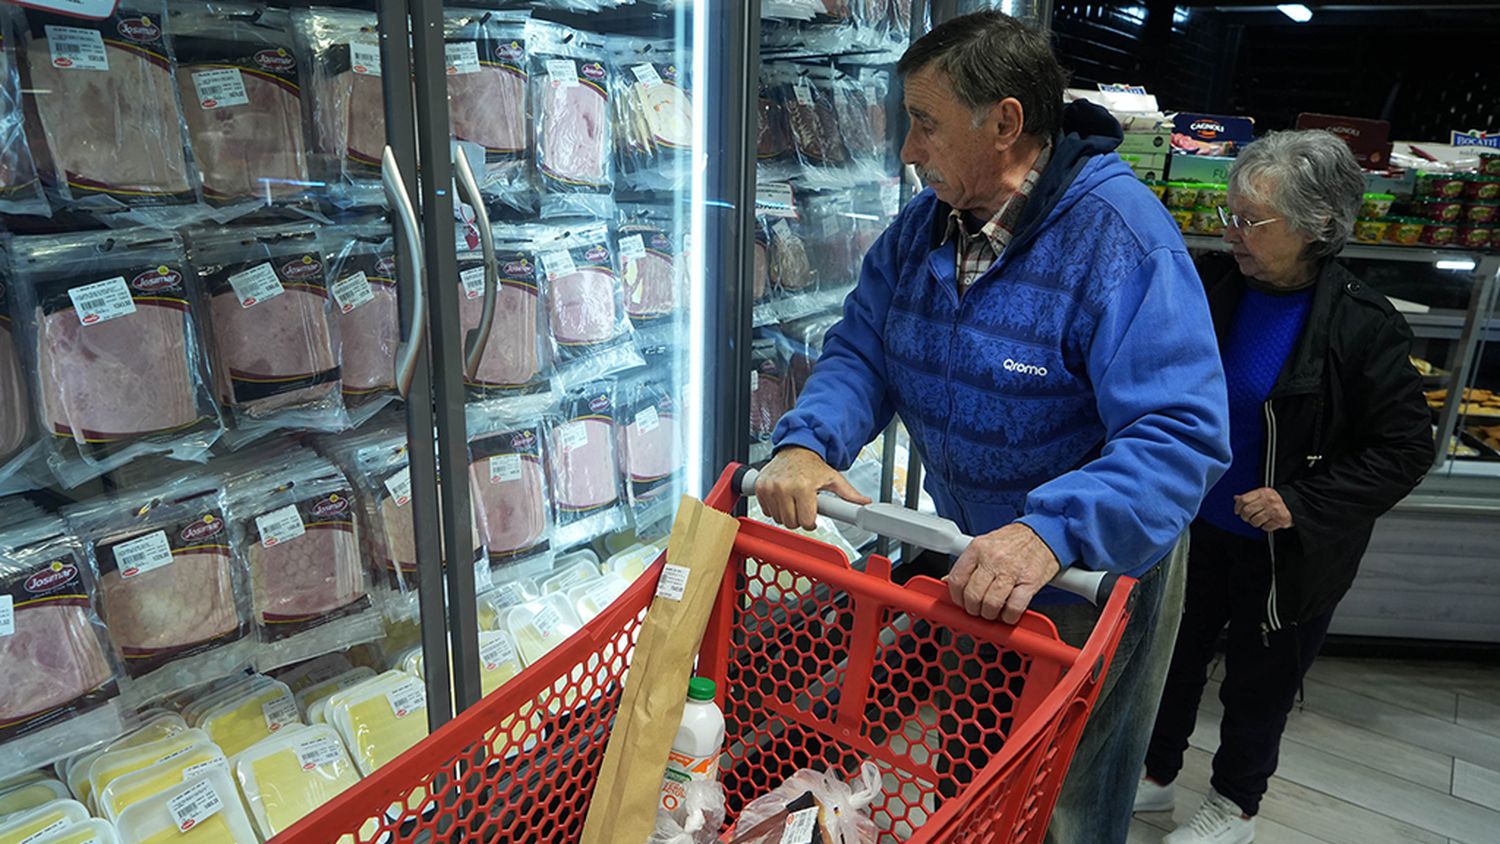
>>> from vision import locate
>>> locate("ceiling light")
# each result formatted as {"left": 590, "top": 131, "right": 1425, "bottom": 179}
{"left": 1436, "top": 259, "right": 1476, "bottom": 272}
{"left": 1277, "top": 4, "right": 1314, "bottom": 22}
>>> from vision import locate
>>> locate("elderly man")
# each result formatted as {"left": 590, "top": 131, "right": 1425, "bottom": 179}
{"left": 755, "top": 11, "right": 1231, "bottom": 842}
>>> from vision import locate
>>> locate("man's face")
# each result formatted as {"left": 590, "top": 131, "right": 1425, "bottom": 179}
{"left": 900, "top": 66, "right": 1008, "bottom": 212}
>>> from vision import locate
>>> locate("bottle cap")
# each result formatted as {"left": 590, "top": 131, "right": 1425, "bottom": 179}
{"left": 687, "top": 676, "right": 715, "bottom": 702}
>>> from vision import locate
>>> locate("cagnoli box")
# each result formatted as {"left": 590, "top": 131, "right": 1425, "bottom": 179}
{"left": 1172, "top": 113, "right": 1256, "bottom": 155}
{"left": 1295, "top": 113, "right": 1393, "bottom": 169}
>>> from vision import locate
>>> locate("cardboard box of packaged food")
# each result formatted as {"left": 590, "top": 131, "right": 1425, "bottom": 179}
{"left": 1167, "top": 154, "right": 1234, "bottom": 183}
{"left": 1132, "top": 165, "right": 1168, "bottom": 182}
{"left": 1120, "top": 152, "right": 1168, "bottom": 169}
{"left": 1296, "top": 113, "right": 1394, "bottom": 169}
{"left": 1118, "top": 132, "right": 1171, "bottom": 154}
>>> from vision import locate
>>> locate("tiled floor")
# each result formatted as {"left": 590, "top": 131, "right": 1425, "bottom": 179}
{"left": 1127, "top": 655, "right": 1500, "bottom": 844}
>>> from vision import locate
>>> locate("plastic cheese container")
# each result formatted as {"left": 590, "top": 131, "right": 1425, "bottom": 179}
{"left": 504, "top": 595, "right": 583, "bottom": 666}
{"left": 0, "top": 780, "right": 71, "bottom": 819}
{"left": 295, "top": 667, "right": 377, "bottom": 719}
{"left": 541, "top": 559, "right": 603, "bottom": 595}
{"left": 88, "top": 731, "right": 215, "bottom": 816}
{"left": 24, "top": 818, "right": 118, "bottom": 844}
{"left": 326, "top": 671, "right": 430, "bottom": 777}
{"left": 182, "top": 677, "right": 265, "bottom": 727}
{"left": 569, "top": 575, "right": 630, "bottom": 622}
{"left": 113, "top": 769, "right": 256, "bottom": 844}
{"left": 606, "top": 541, "right": 666, "bottom": 581}
{"left": 0, "top": 799, "right": 90, "bottom": 844}
{"left": 413, "top": 631, "right": 523, "bottom": 699}
{"left": 97, "top": 743, "right": 228, "bottom": 822}
{"left": 234, "top": 725, "right": 360, "bottom": 840}
{"left": 198, "top": 680, "right": 301, "bottom": 758}
{"left": 0, "top": 772, "right": 50, "bottom": 795}
{"left": 107, "top": 714, "right": 188, "bottom": 753}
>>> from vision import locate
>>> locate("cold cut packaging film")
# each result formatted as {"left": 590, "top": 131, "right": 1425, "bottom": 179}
{"left": 615, "top": 202, "right": 685, "bottom": 334}
{"left": 234, "top": 723, "right": 358, "bottom": 839}
{"left": 445, "top": 8, "right": 533, "bottom": 213}
{"left": 113, "top": 766, "right": 256, "bottom": 844}
{"left": 0, "top": 524, "right": 125, "bottom": 783}
{"left": 530, "top": 21, "right": 613, "bottom": 219}
{"left": 68, "top": 483, "right": 254, "bottom": 703}
{"left": 538, "top": 224, "right": 641, "bottom": 388}
{"left": 549, "top": 382, "right": 626, "bottom": 548}
{"left": 9, "top": 229, "right": 223, "bottom": 489}
{"left": 20, "top": 1, "right": 201, "bottom": 216}
{"left": 610, "top": 37, "right": 692, "bottom": 192}
{"left": 617, "top": 377, "right": 681, "bottom": 532}
{"left": 166, "top": 3, "right": 311, "bottom": 211}
{"left": 188, "top": 222, "right": 348, "bottom": 434}
{"left": 0, "top": 6, "right": 48, "bottom": 217}
{"left": 97, "top": 740, "right": 225, "bottom": 822}
{"left": 325, "top": 670, "right": 428, "bottom": 777}
{"left": 456, "top": 232, "right": 550, "bottom": 399}
{"left": 467, "top": 405, "right": 554, "bottom": 574}
{"left": 324, "top": 221, "right": 399, "bottom": 420}
{"left": 0, "top": 273, "right": 41, "bottom": 493}
{"left": 291, "top": 7, "right": 383, "bottom": 202}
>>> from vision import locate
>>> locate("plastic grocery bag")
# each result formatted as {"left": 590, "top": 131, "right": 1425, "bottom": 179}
{"left": 647, "top": 780, "right": 726, "bottom": 844}
{"left": 728, "top": 762, "right": 881, "bottom": 844}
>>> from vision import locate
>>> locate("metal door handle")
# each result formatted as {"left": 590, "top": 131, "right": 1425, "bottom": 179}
{"left": 451, "top": 143, "right": 496, "bottom": 381}
{"left": 383, "top": 145, "right": 425, "bottom": 400}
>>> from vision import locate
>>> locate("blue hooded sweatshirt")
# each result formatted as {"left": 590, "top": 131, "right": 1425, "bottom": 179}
{"left": 772, "top": 101, "right": 1231, "bottom": 593}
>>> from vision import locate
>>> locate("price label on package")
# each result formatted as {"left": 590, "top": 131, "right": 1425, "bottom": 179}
{"left": 19, "top": 817, "right": 70, "bottom": 843}
{"left": 350, "top": 42, "right": 382, "bottom": 76}
{"left": 793, "top": 78, "right": 814, "bottom": 106}
{"left": 262, "top": 694, "right": 299, "bottom": 732}
{"left": 460, "top": 265, "right": 488, "bottom": 300}
{"left": 631, "top": 63, "right": 663, "bottom": 89}
{"left": 547, "top": 58, "right": 578, "bottom": 87}
{"left": 541, "top": 250, "right": 577, "bottom": 282}
{"left": 559, "top": 422, "right": 589, "bottom": 452}
{"left": 481, "top": 633, "right": 517, "bottom": 670}
{"left": 294, "top": 734, "right": 346, "bottom": 770}
{"left": 445, "top": 41, "right": 480, "bottom": 75}
{"left": 635, "top": 406, "right": 660, "bottom": 434}
{"left": 490, "top": 581, "right": 525, "bottom": 609}
{"left": 68, "top": 276, "right": 135, "bottom": 325}
{"left": 114, "top": 531, "right": 174, "bottom": 579}
{"left": 489, "top": 453, "right": 523, "bottom": 483}
{"left": 167, "top": 778, "right": 224, "bottom": 833}
{"left": 180, "top": 758, "right": 227, "bottom": 782}
{"left": 228, "top": 262, "right": 286, "bottom": 309}
{"left": 384, "top": 466, "right": 412, "bottom": 507}
{"left": 781, "top": 807, "right": 819, "bottom": 844}
{"left": 0, "top": 596, "right": 11, "bottom": 638}
{"left": 255, "top": 505, "right": 305, "bottom": 548}
{"left": 192, "top": 67, "right": 250, "bottom": 109}
{"left": 331, "top": 271, "right": 375, "bottom": 313}
{"left": 582, "top": 578, "right": 621, "bottom": 612}
{"left": 45, "top": 25, "right": 108, "bottom": 71}
{"left": 531, "top": 605, "right": 563, "bottom": 639}
{"left": 385, "top": 679, "right": 426, "bottom": 719}
{"left": 617, "top": 234, "right": 647, "bottom": 262}
{"left": 755, "top": 182, "right": 798, "bottom": 219}
{"left": 655, "top": 564, "right": 690, "bottom": 601}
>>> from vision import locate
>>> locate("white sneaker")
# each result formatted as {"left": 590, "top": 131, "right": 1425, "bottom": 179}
{"left": 1164, "top": 790, "right": 1255, "bottom": 844}
{"left": 1133, "top": 773, "right": 1175, "bottom": 813}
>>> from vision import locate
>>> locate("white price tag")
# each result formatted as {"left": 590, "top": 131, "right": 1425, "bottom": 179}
{"left": 256, "top": 505, "right": 305, "bottom": 548}
{"left": 445, "top": 41, "right": 480, "bottom": 75}
{"left": 0, "top": 596, "right": 12, "bottom": 638}
{"left": 294, "top": 734, "right": 346, "bottom": 770}
{"left": 167, "top": 778, "right": 224, "bottom": 833}
{"left": 68, "top": 276, "right": 135, "bottom": 325}
{"left": 18, "top": 818, "right": 69, "bottom": 844}
{"left": 617, "top": 234, "right": 647, "bottom": 262}
{"left": 655, "top": 563, "right": 690, "bottom": 601}
{"left": 262, "top": 694, "right": 299, "bottom": 732}
{"left": 781, "top": 807, "right": 819, "bottom": 844}
{"left": 45, "top": 25, "right": 108, "bottom": 72}
{"left": 480, "top": 633, "right": 517, "bottom": 670}
{"left": 531, "top": 605, "right": 563, "bottom": 639}
{"left": 475, "top": 558, "right": 493, "bottom": 591}
{"left": 750, "top": 370, "right": 760, "bottom": 393}
{"left": 385, "top": 679, "right": 426, "bottom": 719}
{"left": 192, "top": 67, "right": 250, "bottom": 109}
{"left": 460, "top": 265, "right": 487, "bottom": 300}
{"left": 582, "top": 578, "right": 620, "bottom": 612}
{"left": 559, "top": 422, "right": 589, "bottom": 452}
{"left": 331, "top": 270, "right": 375, "bottom": 314}
{"left": 350, "top": 42, "right": 382, "bottom": 76}
{"left": 489, "top": 453, "right": 523, "bottom": 483}
{"left": 180, "top": 758, "right": 227, "bottom": 782}
{"left": 635, "top": 406, "right": 660, "bottom": 434}
{"left": 115, "top": 530, "right": 174, "bottom": 579}
{"left": 542, "top": 250, "right": 577, "bottom": 282}
{"left": 793, "top": 79, "right": 814, "bottom": 107}
{"left": 773, "top": 220, "right": 795, "bottom": 242}
{"left": 228, "top": 262, "right": 285, "bottom": 309}
{"left": 491, "top": 581, "right": 525, "bottom": 609}
{"left": 547, "top": 59, "right": 578, "bottom": 87}
{"left": 755, "top": 182, "right": 798, "bottom": 219}
{"left": 631, "top": 63, "right": 663, "bottom": 89}
{"left": 384, "top": 466, "right": 412, "bottom": 507}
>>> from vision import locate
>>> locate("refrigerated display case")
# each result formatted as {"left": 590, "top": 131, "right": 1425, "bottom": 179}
{"left": 0, "top": 0, "right": 742, "bottom": 826}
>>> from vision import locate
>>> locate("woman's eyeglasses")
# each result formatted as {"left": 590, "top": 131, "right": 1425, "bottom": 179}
{"left": 1217, "top": 206, "right": 1281, "bottom": 231}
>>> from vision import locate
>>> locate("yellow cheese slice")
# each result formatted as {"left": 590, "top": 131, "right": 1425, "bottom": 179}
{"left": 329, "top": 673, "right": 428, "bottom": 776}
{"left": 0, "top": 781, "right": 70, "bottom": 819}
{"left": 114, "top": 770, "right": 256, "bottom": 844}
{"left": 0, "top": 800, "right": 89, "bottom": 844}
{"left": 98, "top": 743, "right": 226, "bottom": 822}
{"left": 106, "top": 713, "right": 188, "bottom": 752}
{"left": 138, "top": 812, "right": 237, "bottom": 844}
{"left": 88, "top": 730, "right": 211, "bottom": 816}
{"left": 199, "top": 682, "right": 300, "bottom": 758}
{"left": 236, "top": 727, "right": 359, "bottom": 838}
{"left": 25, "top": 818, "right": 117, "bottom": 844}
{"left": 294, "top": 668, "right": 375, "bottom": 719}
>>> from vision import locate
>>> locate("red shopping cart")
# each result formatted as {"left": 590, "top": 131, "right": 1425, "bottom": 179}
{"left": 279, "top": 464, "right": 1137, "bottom": 843}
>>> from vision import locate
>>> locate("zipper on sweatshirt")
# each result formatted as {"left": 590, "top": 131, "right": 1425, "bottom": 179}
{"left": 1262, "top": 400, "right": 1284, "bottom": 633}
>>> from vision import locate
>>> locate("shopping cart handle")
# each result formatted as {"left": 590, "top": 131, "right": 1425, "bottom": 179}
{"left": 736, "top": 466, "right": 1118, "bottom": 607}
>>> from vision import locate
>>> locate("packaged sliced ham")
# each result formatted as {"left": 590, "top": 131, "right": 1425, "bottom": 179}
{"left": 0, "top": 6, "right": 48, "bottom": 217}
{"left": 21, "top": 1, "right": 201, "bottom": 215}
{"left": 189, "top": 223, "right": 348, "bottom": 434}
{"left": 750, "top": 334, "right": 789, "bottom": 444}
{"left": 324, "top": 221, "right": 399, "bottom": 422}
{"left": 615, "top": 203, "right": 685, "bottom": 334}
{"left": 167, "top": 3, "right": 312, "bottom": 211}
{"left": 0, "top": 274, "right": 42, "bottom": 493}
{"left": 611, "top": 38, "right": 692, "bottom": 192}
{"left": 756, "top": 75, "right": 794, "bottom": 178}
{"left": 617, "top": 377, "right": 681, "bottom": 532}
{"left": 467, "top": 405, "right": 554, "bottom": 578}
{"left": 538, "top": 224, "right": 642, "bottom": 388}
{"left": 530, "top": 21, "right": 613, "bottom": 219}
{"left": 291, "top": 7, "right": 383, "bottom": 200}
{"left": 457, "top": 236, "right": 549, "bottom": 399}
{"left": 9, "top": 230, "right": 223, "bottom": 489}
{"left": 0, "top": 524, "right": 126, "bottom": 782}
{"left": 69, "top": 485, "right": 254, "bottom": 703}
{"left": 445, "top": 9, "right": 533, "bottom": 213}
{"left": 777, "top": 66, "right": 854, "bottom": 188}
{"left": 549, "top": 383, "right": 626, "bottom": 548}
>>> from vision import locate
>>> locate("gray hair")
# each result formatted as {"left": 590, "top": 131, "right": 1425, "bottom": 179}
{"left": 1229, "top": 130, "right": 1365, "bottom": 260}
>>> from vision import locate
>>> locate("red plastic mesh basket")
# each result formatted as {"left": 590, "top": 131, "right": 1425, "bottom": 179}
{"left": 280, "top": 466, "right": 1135, "bottom": 843}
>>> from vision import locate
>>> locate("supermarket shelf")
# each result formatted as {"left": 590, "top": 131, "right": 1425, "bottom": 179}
{"left": 1181, "top": 234, "right": 1496, "bottom": 266}
{"left": 1407, "top": 309, "right": 1500, "bottom": 342}
{"left": 752, "top": 285, "right": 852, "bottom": 328}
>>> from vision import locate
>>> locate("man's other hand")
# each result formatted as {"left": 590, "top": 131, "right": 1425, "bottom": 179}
{"left": 946, "top": 523, "right": 1061, "bottom": 624}
{"left": 755, "top": 446, "right": 871, "bottom": 531}
{"left": 1234, "top": 487, "right": 1293, "bottom": 532}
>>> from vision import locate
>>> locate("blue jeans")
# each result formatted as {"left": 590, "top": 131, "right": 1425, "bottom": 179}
{"left": 1039, "top": 534, "right": 1187, "bottom": 844}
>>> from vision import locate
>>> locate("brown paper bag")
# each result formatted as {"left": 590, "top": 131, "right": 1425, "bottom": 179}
{"left": 580, "top": 495, "right": 739, "bottom": 844}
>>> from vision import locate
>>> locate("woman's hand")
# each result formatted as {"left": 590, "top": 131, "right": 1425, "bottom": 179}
{"left": 1234, "top": 487, "right": 1294, "bottom": 532}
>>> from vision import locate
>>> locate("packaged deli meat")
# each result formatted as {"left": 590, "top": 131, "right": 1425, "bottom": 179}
{"left": 0, "top": 521, "right": 126, "bottom": 781}
{"left": 445, "top": 8, "right": 533, "bottom": 213}
{"left": 292, "top": 7, "right": 383, "bottom": 196}
{"left": 0, "top": 274, "right": 38, "bottom": 483}
{"left": 537, "top": 224, "right": 641, "bottom": 388}
{"left": 324, "top": 221, "right": 398, "bottom": 421}
{"left": 189, "top": 223, "right": 347, "bottom": 433}
{"left": 617, "top": 376, "right": 679, "bottom": 532}
{"left": 68, "top": 482, "right": 254, "bottom": 702}
{"left": 167, "top": 3, "right": 311, "bottom": 209}
{"left": 9, "top": 229, "right": 223, "bottom": 488}
{"left": 611, "top": 38, "right": 692, "bottom": 192}
{"left": 530, "top": 21, "right": 613, "bottom": 219}
{"left": 0, "top": 6, "right": 48, "bottom": 217}
{"left": 468, "top": 407, "right": 553, "bottom": 574}
{"left": 21, "top": 1, "right": 200, "bottom": 213}
{"left": 457, "top": 232, "right": 549, "bottom": 399}
{"left": 614, "top": 202, "right": 683, "bottom": 332}
{"left": 548, "top": 382, "right": 625, "bottom": 548}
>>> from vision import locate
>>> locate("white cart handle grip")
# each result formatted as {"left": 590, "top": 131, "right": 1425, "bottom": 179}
{"left": 735, "top": 467, "right": 1117, "bottom": 607}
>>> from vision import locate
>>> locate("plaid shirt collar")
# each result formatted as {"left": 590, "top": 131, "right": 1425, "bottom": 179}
{"left": 943, "top": 143, "right": 1053, "bottom": 289}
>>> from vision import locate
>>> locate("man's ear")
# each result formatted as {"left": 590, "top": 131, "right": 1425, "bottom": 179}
{"left": 984, "top": 97, "right": 1026, "bottom": 153}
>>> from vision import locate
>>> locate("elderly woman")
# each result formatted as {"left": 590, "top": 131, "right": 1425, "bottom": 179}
{"left": 1133, "top": 130, "right": 1432, "bottom": 844}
